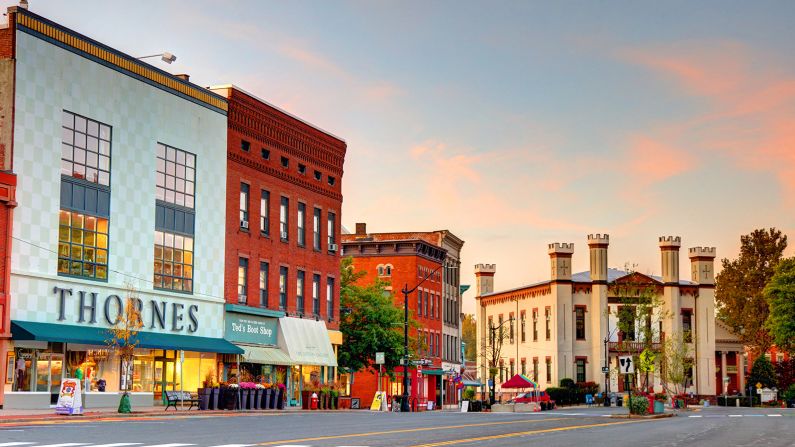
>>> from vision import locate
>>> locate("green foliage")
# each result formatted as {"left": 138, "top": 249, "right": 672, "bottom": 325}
{"left": 559, "top": 378, "right": 576, "bottom": 389}
{"left": 338, "top": 257, "right": 414, "bottom": 374}
{"left": 749, "top": 356, "right": 777, "bottom": 389}
{"left": 545, "top": 387, "right": 569, "bottom": 404}
{"left": 462, "top": 388, "right": 475, "bottom": 401}
{"left": 764, "top": 258, "right": 795, "bottom": 354}
{"left": 783, "top": 384, "right": 795, "bottom": 401}
{"left": 461, "top": 314, "right": 476, "bottom": 361}
{"left": 660, "top": 332, "right": 693, "bottom": 397}
{"left": 629, "top": 394, "right": 649, "bottom": 415}
{"left": 716, "top": 228, "right": 787, "bottom": 354}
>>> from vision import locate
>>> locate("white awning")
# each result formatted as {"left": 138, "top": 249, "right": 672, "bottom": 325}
{"left": 241, "top": 345, "right": 293, "bottom": 365}
{"left": 277, "top": 317, "right": 338, "bottom": 367}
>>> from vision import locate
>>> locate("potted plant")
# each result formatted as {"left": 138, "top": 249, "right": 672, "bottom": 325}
{"left": 226, "top": 383, "right": 240, "bottom": 410}
{"left": 330, "top": 386, "right": 339, "bottom": 410}
{"left": 653, "top": 393, "right": 667, "bottom": 414}
{"left": 261, "top": 383, "right": 271, "bottom": 409}
{"left": 254, "top": 383, "right": 265, "bottom": 410}
{"left": 276, "top": 383, "right": 285, "bottom": 409}
{"left": 302, "top": 381, "right": 317, "bottom": 410}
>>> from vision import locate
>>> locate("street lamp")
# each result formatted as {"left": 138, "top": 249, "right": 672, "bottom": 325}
{"left": 400, "top": 264, "right": 457, "bottom": 412}
{"left": 136, "top": 52, "right": 177, "bottom": 64}
{"left": 487, "top": 316, "right": 514, "bottom": 405}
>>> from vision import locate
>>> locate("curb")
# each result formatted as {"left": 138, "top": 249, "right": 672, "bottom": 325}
{"left": 609, "top": 413, "right": 675, "bottom": 419}
{"left": 0, "top": 409, "right": 363, "bottom": 424}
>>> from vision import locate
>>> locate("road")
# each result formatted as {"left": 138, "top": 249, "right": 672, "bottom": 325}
{"left": 1, "top": 406, "right": 793, "bottom": 447}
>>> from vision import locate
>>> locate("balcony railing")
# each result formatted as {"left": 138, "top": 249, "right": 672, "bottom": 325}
{"left": 608, "top": 341, "right": 662, "bottom": 352}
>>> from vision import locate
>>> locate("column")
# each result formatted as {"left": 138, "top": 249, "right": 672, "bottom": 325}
{"left": 738, "top": 352, "right": 746, "bottom": 395}
{"left": 720, "top": 351, "right": 727, "bottom": 394}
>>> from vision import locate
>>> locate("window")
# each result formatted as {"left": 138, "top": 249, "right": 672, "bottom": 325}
{"left": 328, "top": 176, "right": 335, "bottom": 186}
{"left": 378, "top": 265, "right": 384, "bottom": 276}
{"left": 619, "top": 306, "right": 636, "bottom": 341}
{"left": 576, "top": 358, "right": 586, "bottom": 383}
{"left": 238, "top": 258, "right": 248, "bottom": 303}
{"left": 509, "top": 314, "right": 515, "bottom": 344}
{"left": 61, "top": 111, "right": 111, "bottom": 186}
{"left": 509, "top": 359, "right": 515, "bottom": 377}
{"left": 521, "top": 359, "right": 526, "bottom": 375}
{"left": 418, "top": 291, "right": 423, "bottom": 317}
{"left": 261, "top": 148, "right": 270, "bottom": 160}
{"left": 326, "top": 277, "right": 335, "bottom": 320}
{"left": 297, "top": 203, "right": 306, "bottom": 247}
{"left": 153, "top": 231, "right": 194, "bottom": 292}
{"left": 682, "top": 309, "right": 693, "bottom": 343}
{"left": 280, "top": 156, "right": 289, "bottom": 168}
{"left": 532, "top": 309, "right": 538, "bottom": 341}
{"left": 259, "top": 262, "right": 268, "bottom": 307}
{"left": 424, "top": 291, "right": 429, "bottom": 317}
{"left": 575, "top": 307, "right": 586, "bottom": 340}
{"left": 499, "top": 360, "right": 504, "bottom": 383}
{"left": 312, "top": 274, "right": 321, "bottom": 316}
{"left": 314, "top": 170, "right": 322, "bottom": 181}
{"left": 279, "top": 266, "right": 288, "bottom": 310}
{"left": 239, "top": 183, "right": 249, "bottom": 226}
{"left": 429, "top": 333, "right": 434, "bottom": 357}
{"left": 313, "top": 207, "right": 321, "bottom": 250}
{"left": 241, "top": 139, "right": 250, "bottom": 152}
{"left": 280, "top": 197, "right": 289, "bottom": 240}
{"left": 327, "top": 212, "right": 336, "bottom": 248}
{"left": 488, "top": 316, "right": 494, "bottom": 346}
{"left": 521, "top": 311, "right": 526, "bottom": 343}
{"left": 430, "top": 293, "right": 435, "bottom": 319}
{"left": 260, "top": 190, "right": 270, "bottom": 235}
{"left": 545, "top": 308, "right": 551, "bottom": 340}
{"left": 298, "top": 163, "right": 306, "bottom": 175}
{"left": 156, "top": 144, "right": 195, "bottom": 208}
{"left": 533, "top": 358, "right": 539, "bottom": 382}
{"left": 297, "top": 270, "right": 305, "bottom": 314}
{"left": 545, "top": 357, "right": 552, "bottom": 383}
{"left": 498, "top": 314, "right": 504, "bottom": 340}
{"left": 385, "top": 265, "right": 392, "bottom": 276}
{"left": 57, "top": 210, "right": 109, "bottom": 280}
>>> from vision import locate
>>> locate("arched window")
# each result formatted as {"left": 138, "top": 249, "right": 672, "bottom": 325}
{"left": 377, "top": 265, "right": 384, "bottom": 276}
{"left": 385, "top": 265, "right": 393, "bottom": 276}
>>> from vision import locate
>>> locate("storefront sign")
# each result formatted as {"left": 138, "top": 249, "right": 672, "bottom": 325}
{"left": 53, "top": 286, "right": 199, "bottom": 333}
{"left": 225, "top": 313, "right": 277, "bottom": 345}
{"left": 55, "top": 377, "right": 83, "bottom": 415}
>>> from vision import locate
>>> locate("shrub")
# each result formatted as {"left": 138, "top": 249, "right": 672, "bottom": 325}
{"left": 462, "top": 388, "right": 475, "bottom": 401}
{"left": 546, "top": 387, "right": 569, "bottom": 405}
{"left": 560, "top": 378, "right": 576, "bottom": 389}
{"left": 749, "top": 356, "right": 777, "bottom": 389}
{"left": 629, "top": 394, "right": 649, "bottom": 415}
{"left": 784, "top": 384, "right": 795, "bottom": 401}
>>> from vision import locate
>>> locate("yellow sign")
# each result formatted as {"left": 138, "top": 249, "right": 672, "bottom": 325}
{"left": 370, "top": 391, "right": 386, "bottom": 411}
{"left": 756, "top": 382, "right": 762, "bottom": 389}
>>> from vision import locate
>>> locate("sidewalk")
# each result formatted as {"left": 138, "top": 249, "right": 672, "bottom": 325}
{"left": 0, "top": 405, "right": 304, "bottom": 424}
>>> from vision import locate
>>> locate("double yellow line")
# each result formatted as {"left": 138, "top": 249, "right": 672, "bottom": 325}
{"left": 258, "top": 417, "right": 646, "bottom": 446}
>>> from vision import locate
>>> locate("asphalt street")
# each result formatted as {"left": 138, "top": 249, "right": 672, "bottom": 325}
{"left": 1, "top": 406, "right": 793, "bottom": 447}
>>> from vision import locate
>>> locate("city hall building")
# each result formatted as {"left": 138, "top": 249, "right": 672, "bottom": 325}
{"left": 475, "top": 234, "right": 719, "bottom": 399}
{"left": 0, "top": 8, "right": 240, "bottom": 408}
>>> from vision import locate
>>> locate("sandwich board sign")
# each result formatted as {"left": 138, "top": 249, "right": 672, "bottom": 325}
{"left": 55, "top": 378, "right": 83, "bottom": 415}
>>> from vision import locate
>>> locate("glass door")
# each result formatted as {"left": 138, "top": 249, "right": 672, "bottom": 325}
{"left": 34, "top": 353, "right": 64, "bottom": 404}
{"left": 154, "top": 354, "right": 176, "bottom": 402}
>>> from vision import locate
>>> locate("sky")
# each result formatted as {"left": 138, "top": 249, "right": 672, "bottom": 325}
{"left": 5, "top": 0, "right": 795, "bottom": 314}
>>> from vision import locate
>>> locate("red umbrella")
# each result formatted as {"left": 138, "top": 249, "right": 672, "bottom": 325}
{"left": 501, "top": 374, "right": 539, "bottom": 389}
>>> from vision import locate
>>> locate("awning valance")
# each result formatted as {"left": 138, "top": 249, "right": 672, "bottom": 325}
{"left": 11, "top": 320, "right": 243, "bottom": 354}
{"left": 240, "top": 345, "right": 292, "bottom": 365}
{"left": 277, "top": 317, "right": 337, "bottom": 367}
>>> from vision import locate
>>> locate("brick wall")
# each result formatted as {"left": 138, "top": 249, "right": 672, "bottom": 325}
{"left": 218, "top": 87, "right": 346, "bottom": 329}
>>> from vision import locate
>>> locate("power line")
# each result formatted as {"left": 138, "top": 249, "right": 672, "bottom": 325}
{"left": 11, "top": 235, "right": 227, "bottom": 302}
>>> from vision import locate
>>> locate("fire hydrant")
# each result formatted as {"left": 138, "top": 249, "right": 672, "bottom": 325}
{"left": 310, "top": 392, "right": 319, "bottom": 410}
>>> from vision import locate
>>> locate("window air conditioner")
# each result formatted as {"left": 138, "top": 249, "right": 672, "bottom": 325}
{"left": 329, "top": 243, "right": 338, "bottom": 252}
{"left": 241, "top": 220, "right": 249, "bottom": 229}
{"left": 281, "top": 231, "right": 288, "bottom": 239}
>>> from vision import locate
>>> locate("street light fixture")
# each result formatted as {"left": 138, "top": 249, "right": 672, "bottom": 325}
{"left": 400, "top": 264, "right": 457, "bottom": 412}
{"left": 136, "top": 52, "right": 177, "bottom": 64}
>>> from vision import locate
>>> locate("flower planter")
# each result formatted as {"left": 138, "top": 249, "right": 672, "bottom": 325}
{"left": 338, "top": 396, "right": 351, "bottom": 409}
{"left": 301, "top": 391, "right": 312, "bottom": 410}
{"left": 277, "top": 388, "right": 285, "bottom": 409}
{"left": 198, "top": 388, "right": 210, "bottom": 411}
{"left": 654, "top": 400, "right": 665, "bottom": 414}
{"left": 262, "top": 389, "right": 271, "bottom": 409}
{"left": 320, "top": 392, "right": 327, "bottom": 409}
{"left": 253, "top": 389, "right": 262, "bottom": 409}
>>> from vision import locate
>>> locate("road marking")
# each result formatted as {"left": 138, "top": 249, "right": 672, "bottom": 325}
{"left": 409, "top": 420, "right": 648, "bottom": 447}
{"left": 208, "top": 445, "right": 254, "bottom": 447}
{"left": 35, "top": 444, "right": 90, "bottom": 447}
{"left": 138, "top": 444, "right": 195, "bottom": 447}
{"left": 85, "top": 444, "right": 143, "bottom": 447}
{"left": 768, "top": 414, "right": 782, "bottom": 417}
{"left": 257, "top": 417, "right": 569, "bottom": 446}
{"left": 0, "top": 443, "right": 35, "bottom": 446}
{"left": 688, "top": 415, "right": 702, "bottom": 418}
{"left": 728, "top": 415, "right": 742, "bottom": 417}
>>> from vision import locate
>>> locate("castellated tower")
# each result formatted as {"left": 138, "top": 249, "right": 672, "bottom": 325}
{"left": 474, "top": 263, "right": 496, "bottom": 388}
{"left": 688, "top": 247, "right": 716, "bottom": 285}
{"left": 690, "top": 246, "right": 717, "bottom": 396}
{"left": 587, "top": 234, "right": 609, "bottom": 282}
{"left": 474, "top": 263, "right": 496, "bottom": 297}
{"left": 586, "top": 234, "right": 609, "bottom": 384}
{"left": 548, "top": 243, "right": 574, "bottom": 281}
{"left": 659, "top": 236, "right": 682, "bottom": 284}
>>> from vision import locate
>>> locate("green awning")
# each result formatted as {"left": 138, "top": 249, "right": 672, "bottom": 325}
{"left": 240, "top": 345, "right": 292, "bottom": 365}
{"left": 463, "top": 379, "right": 483, "bottom": 387}
{"left": 421, "top": 369, "right": 445, "bottom": 376}
{"left": 11, "top": 320, "right": 243, "bottom": 354}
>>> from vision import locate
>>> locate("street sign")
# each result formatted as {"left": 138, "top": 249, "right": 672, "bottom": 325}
{"left": 618, "top": 356, "right": 634, "bottom": 374}
{"left": 602, "top": 366, "right": 609, "bottom": 374}
{"left": 375, "top": 352, "right": 385, "bottom": 365}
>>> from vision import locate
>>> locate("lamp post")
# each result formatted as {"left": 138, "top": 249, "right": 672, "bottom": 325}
{"left": 487, "top": 317, "right": 514, "bottom": 405}
{"left": 400, "top": 264, "right": 456, "bottom": 412}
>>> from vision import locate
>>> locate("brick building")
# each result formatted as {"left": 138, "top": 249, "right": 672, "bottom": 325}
{"left": 342, "top": 223, "right": 458, "bottom": 410}
{"left": 209, "top": 85, "right": 346, "bottom": 407}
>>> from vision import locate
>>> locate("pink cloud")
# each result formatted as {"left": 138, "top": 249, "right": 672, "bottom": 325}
{"left": 625, "top": 136, "right": 696, "bottom": 186}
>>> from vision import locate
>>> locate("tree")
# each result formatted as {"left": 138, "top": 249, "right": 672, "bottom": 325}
{"left": 764, "top": 258, "right": 795, "bottom": 354}
{"left": 105, "top": 285, "right": 143, "bottom": 413}
{"left": 749, "top": 356, "right": 777, "bottom": 389}
{"left": 659, "top": 331, "right": 693, "bottom": 399}
{"left": 461, "top": 314, "right": 476, "bottom": 361}
{"left": 479, "top": 317, "right": 511, "bottom": 404}
{"left": 716, "top": 228, "right": 788, "bottom": 354}
{"left": 338, "top": 257, "right": 420, "bottom": 375}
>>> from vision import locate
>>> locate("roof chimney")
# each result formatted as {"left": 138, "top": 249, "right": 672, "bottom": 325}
{"left": 175, "top": 73, "right": 190, "bottom": 82}
{"left": 355, "top": 222, "right": 366, "bottom": 236}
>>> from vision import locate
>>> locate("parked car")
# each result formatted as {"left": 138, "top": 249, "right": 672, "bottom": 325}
{"left": 511, "top": 390, "right": 554, "bottom": 404}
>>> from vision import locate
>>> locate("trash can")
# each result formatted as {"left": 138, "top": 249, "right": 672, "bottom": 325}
{"left": 616, "top": 396, "right": 623, "bottom": 407}
{"left": 654, "top": 400, "right": 664, "bottom": 414}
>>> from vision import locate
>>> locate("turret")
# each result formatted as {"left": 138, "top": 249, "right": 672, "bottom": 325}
{"left": 587, "top": 234, "right": 609, "bottom": 283}
{"left": 474, "top": 264, "right": 496, "bottom": 296}
{"left": 688, "top": 247, "right": 716, "bottom": 285}
{"left": 548, "top": 243, "right": 574, "bottom": 281}
{"left": 659, "top": 236, "right": 681, "bottom": 284}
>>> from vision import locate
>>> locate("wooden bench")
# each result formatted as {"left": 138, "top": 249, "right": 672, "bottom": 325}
{"left": 165, "top": 390, "right": 199, "bottom": 411}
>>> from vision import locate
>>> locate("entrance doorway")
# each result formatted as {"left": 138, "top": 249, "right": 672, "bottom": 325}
{"left": 154, "top": 352, "right": 177, "bottom": 402}
{"left": 35, "top": 352, "right": 63, "bottom": 404}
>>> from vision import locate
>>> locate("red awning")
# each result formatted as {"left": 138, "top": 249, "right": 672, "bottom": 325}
{"left": 501, "top": 374, "right": 539, "bottom": 389}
